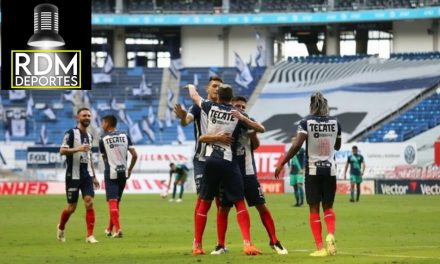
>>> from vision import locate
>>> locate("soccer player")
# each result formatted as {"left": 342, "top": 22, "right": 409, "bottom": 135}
{"left": 344, "top": 145, "right": 365, "bottom": 202}
{"left": 185, "top": 84, "right": 265, "bottom": 256}
{"left": 289, "top": 137, "right": 305, "bottom": 207}
{"left": 100, "top": 114, "right": 138, "bottom": 238}
{"left": 57, "top": 107, "right": 100, "bottom": 243}
{"left": 275, "top": 92, "right": 341, "bottom": 257}
{"left": 168, "top": 163, "right": 189, "bottom": 202}
{"left": 202, "top": 96, "right": 287, "bottom": 255}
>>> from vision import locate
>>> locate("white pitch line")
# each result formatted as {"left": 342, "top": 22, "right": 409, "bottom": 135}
{"left": 289, "top": 248, "right": 440, "bottom": 260}
{"left": 338, "top": 251, "right": 440, "bottom": 260}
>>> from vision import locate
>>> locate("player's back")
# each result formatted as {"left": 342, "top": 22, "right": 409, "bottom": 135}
{"left": 202, "top": 101, "right": 244, "bottom": 162}
{"left": 298, "top": 115, "right": 341, "bottom": 176}
{"left": 99, "top": 131, "right": 132, "bottom": 179}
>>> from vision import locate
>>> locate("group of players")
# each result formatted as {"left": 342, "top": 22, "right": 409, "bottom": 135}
{"left": 54, "top": 75, "right": 365, "bottom": 258}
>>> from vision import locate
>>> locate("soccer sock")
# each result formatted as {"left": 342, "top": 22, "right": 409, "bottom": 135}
{"left": 106, "top": 202, "right": 114, "bottom": 232}
{"left": 309, "top": 213, "right": 323, "bottom": 249}
{"left": 86, "top": 208, "right": 95, "bottom": 237}
{"left": 323, "top": 209, "right": 336, "bottom": 235}
{"left": 179, "top": 184, "right": 184, "bottom": 199}
{"left": 356, "top": 183, "right": 361, "bottom": 201}
{"left": 194, "top": 199, "right": 212, "bottom": 246}
{"left": 216, "top": 208, "right": 229, "bottom": 247}
{"left": 258, "top": 207, "right": 278, "bottom": 244}
{"left": 293, "top": 185, "right": 299, "bottom": 204}
{"left": 234, "top": 199, "right": 251, "bottom": 243}
{"left": 172, "top": 184, "right": 177, "bottom": 199}
{"left": 109, "top": 199, "right": 120, "bottom": 232}
{"left": 299, "top": 187, "right": 304, "bottom": 204}
{"left": 59, "top": 209, "right": 71, "bottom": 230}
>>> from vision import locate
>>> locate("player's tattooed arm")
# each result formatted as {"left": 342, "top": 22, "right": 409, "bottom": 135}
{"left": 231, "top": 110, "right": 265, "bottom": 133}
{"left": 199, "top": 132, "right": 233, "bottom": 145}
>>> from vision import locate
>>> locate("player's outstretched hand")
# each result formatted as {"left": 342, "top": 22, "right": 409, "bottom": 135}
{"left": 92, "top": 176, "right": 100, "bottom": 190}
{"left": 274, "top": 165, "right": 283, "bottom": 179}
{"left": 174, "top": 104, "right": 187, "bottom": 120}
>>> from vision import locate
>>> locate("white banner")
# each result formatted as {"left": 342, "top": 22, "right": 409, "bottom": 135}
{"left": 335, "top": 142, "right": 417, "bottom": 179}
{"left": 0, "top": 145, "right": 16, "bottom": 169}
{"left": 132, "top": 145, "right": 194, "bottom": 172}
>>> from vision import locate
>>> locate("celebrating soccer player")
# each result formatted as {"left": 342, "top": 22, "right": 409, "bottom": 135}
{"left": 57, "top": 107, "right": 100, "bottom": 243}
{"left": 344, "top": 145, "right": 365, "bottom": 202}
{"left": 201, "top": 96, "right": 287, "bottom": 255}
{"left": 185, "top": 83, "right": 265, "bottom": 255}
{"left": 100, "top": 114, "right": 138, "bottom": 238}
{"left": 275, "top": 92, "right": 341, "bottom": 257}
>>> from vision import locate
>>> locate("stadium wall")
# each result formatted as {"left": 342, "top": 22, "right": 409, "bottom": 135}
{"left": 393, "top": 19, "right": 438, "bottom": 52}
{"left": 181, "top": 26, "right": 272, "bottom": 67}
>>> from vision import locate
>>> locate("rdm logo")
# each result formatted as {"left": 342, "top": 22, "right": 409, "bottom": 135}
{"left": 11, "top": 4, "right": 81, "bottom": 89}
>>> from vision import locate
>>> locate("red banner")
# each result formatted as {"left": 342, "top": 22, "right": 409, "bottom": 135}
{"left": 259, "top": 179, "right": 284, "bottom": 193}
{"left": 254, "top": 145, "right": 285, "bottom": 179}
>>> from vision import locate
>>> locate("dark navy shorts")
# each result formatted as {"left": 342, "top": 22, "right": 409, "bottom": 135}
{"left": 104, "top": 174, "right": 127, "bottom": 201}
{"left": 65, "top": 175, "right": 95, "bottom": 204}
{"left": 193, "top": 158, "right": 206, "bottom": 194}
{"left": 305, "top": 174, "right": 336, "bottom": 205}
{"left": 243, "top": 175, "right": 266, "bottom": 207}
{"left": 199, "top": 157, "right": 243, "bottom": 206}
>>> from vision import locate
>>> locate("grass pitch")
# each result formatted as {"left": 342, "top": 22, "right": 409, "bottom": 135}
{"left": 0, "top": 194, "right": 439, "bottom": 264}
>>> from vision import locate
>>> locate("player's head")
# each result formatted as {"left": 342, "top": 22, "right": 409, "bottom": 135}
{"left": 101, "top": 115, "right": 117, "bottom": 132}
{"left": 218, "top": 84, "right": 233, "bottom": 104}
{"left": 352, "top": 145, "right": 358, "bottom": 155}
{"left": 169, "top": 163, "right": 176, "bottom": 171}
{"left": 206, "top": 76, "right": 223, "bottom": 102}
{"left": 232, "top": 96, "right": 247, "bottom": 112}
{"left": 310, "top": 91, "right": 329, "bottom": 116}
{"left": 76, "top": 107, "right": 91, "bottom": 128}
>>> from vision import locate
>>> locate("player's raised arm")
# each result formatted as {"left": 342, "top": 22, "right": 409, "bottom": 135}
{"left": 174, "top": 104, "right": 194, "bottom": 126}
{"left": 184, "top": 84, "right": 202, "bottom": 108}
{"left": 231, "top": 110, "right": 265, "bottom": 133}
{"left": 275, "top": 133, "right": 307, "bottom": 179}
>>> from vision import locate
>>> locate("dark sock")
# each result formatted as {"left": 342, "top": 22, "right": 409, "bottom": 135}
{"left": 179, "top": 184, "right": 184, "bottom": 199}
{"left": 172, "top": 184, "right": 177, "bottom": 199}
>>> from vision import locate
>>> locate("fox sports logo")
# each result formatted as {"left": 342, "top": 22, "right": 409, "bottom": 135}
{"left": 404, "top": 145, "right": 416, "bottom": 164}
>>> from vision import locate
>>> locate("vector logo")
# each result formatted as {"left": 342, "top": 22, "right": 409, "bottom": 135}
{"left": 2, "top": 0, "right": 91, "bottom": 90}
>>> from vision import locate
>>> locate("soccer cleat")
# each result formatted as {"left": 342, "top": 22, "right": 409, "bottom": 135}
{"left": 270, "top": 241, "right": 288, "bottom": 255}
{"left": 112, "top": 231, "right": 123, "bottom": 238}
{"left": 243, "top": 244, "right": 262, "bottom": 255}
{"left": 326, "top": 234, "right": 337, "bottom": 256}
{"left": 349, "top": 199, "right": 355, "bottom": 203}
{"left": 309, "top": 248, "right": 328, "bottom": 257}
{"left": 169, "top": 198, "right": 175, "bottom": 202}
{"left": 176, "top": 198, "right": 182, "bottom": 203}
{"left": 86, "top": 235, "right": 99, "bottom": 244}
{"left": 210, "top": 245, "right": 228, "bottom": 255}
{"left": 192, "top": 247, "right": 205, "bottom": 256}
{"left": 57, "top": 224, "right": 65, "bottom": 242}
{"left": 104, "top": 229, "right": 112, "bottom": 237}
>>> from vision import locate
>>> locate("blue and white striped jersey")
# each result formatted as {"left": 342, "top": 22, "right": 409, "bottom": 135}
{"left": 99, "top": 131, "right": 133, "bottom": 180}
{"left": 61, "top": 127, "right": 93, "bottom": 180}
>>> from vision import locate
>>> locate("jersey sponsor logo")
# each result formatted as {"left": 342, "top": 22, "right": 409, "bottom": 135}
{"left": 404, "top": 145, "right": 416, "bottom": 164}
{"left": 309, "top": 123, "right": 336, "bottom": 132}
{"left": 209, "top": 109, "right": 236, "bottom": 125}
{"left": 420, "top": 184, "right": 440, "bottom": 195}
{"left": 105, "top": 136, "right": 127, "bottom": 148}
{"left": 380, "top": 184, "right": 409, "bottom": 195}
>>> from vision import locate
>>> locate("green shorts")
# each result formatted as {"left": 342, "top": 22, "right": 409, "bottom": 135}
{"left": 290, "top": 174, "right": 304, "bottom": 186}
{"left": 175, "top": 173, "right": 187, "bottom": 184}
{"left": 350, "top": 174, "right": 363, "bottom": 184}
